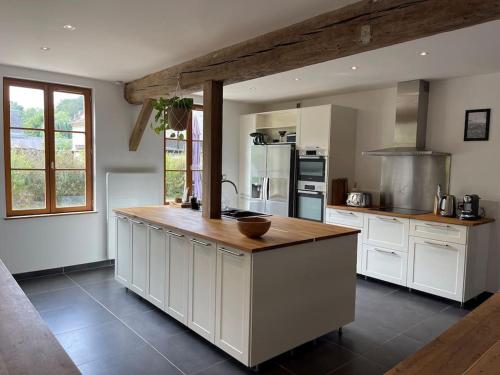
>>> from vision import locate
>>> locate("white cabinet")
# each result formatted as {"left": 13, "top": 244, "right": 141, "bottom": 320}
{"left": 115, "top": 215, "right": 131, "bottom": 287}
{"left": 130, "top": 219, "right": 148, "bottom": 297}
{"left": 363, "top": 214, "right": 409, "bottom": 252}
{"left": 165, "top": 229, "right": 190, "bottom": 324}
{"left": 362, "top": 245, "right": 408, "bottom": 286}
{"left": 146, "top": 225, "right": 166, "bottom": 309}
{"left": 298, "top": 105, "right": 331, "bottom": 151}
{"left": 408, "top": 237, "right": 465, "bottom": 301}
{"left": 255, "top": 109, "right": 298, "bottom": 129}
{"left": 410, "top": 220, "right": 467, "bottom": 245}
{"left": 188, "top": 237, "right": 217, "bottom": 342}
{"left": 215, "top": 245, "right": 251, "bottom": 363}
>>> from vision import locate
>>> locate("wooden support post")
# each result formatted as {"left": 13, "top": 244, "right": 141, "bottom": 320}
{"left": 129, "top": 98, "right": 153, "bottom": 151}
{"left": 202, "top": 81, "right": 223, "bottom": 219}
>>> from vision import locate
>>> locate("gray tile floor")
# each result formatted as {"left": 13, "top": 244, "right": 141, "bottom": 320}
{"left": 18, "top": 266, "right": 478, "bottom": 375}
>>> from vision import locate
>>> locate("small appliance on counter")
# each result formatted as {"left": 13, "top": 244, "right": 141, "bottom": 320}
{"left": 346, "top": 192, "right": 372, "bottom": 207}
{"left": 286, "top": 132, "right": 296, "bottom": 143}
{"left": 458, "top": 194, "right": 481, "bottom": 220}
{"left": 250, "top": 132, "right": 270, "bottom": 145}
{"left": 439, "top": 194, "right": 456, "bottom": 217}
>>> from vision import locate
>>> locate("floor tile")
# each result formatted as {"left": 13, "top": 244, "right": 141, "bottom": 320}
{"left": 362, "top": 334, "right": 424, "bottom": 370}
{"left": 78, "top": 344, "right": 181, "bottom": 375}
{"left": 28, "top": 286, "right": 95, "bottom": 313}
{"left": 329, "top": 356, "right": 385, "bottom": 375}
{"left": 403, "top": 306, "right": 469, "bottom": 343}
{"left": 18, "top": 274, "right": 75, "bottom": 295}
{"left": 355, "top": 278, "right": 399, "bottom": 300}
{"left": 276, "top": 339, "right": 358, "bottom": 375}
{"left": 381, "top": 289, "right": 451, "bottom": 317}
{"left": 196, "top": 359, "right": 291, "bottom": 374}
{"left": 121, "top": 308, "right": 186, "bottom": 343}
{"left": 56, "top": 320, "right": 146, "bottom": 366}
{"left": 40, "top": 301, "right": 115, "bottom": 335}
{"left": 153, "top": 330, "right": 229, "bottom": 374}
{"left": 66, "top": 266, "right": 115, "bottom": 286}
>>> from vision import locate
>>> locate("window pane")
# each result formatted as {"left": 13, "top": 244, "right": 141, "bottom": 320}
{"left": 165, "top": 129, "right": 186, "bottom": 140}
{"left": 192, "top": 110, "right": 203, "bottom": 141}
{"left": 55, "top": 170, "right": 86, "bottom": 207}
{"left": 192, "top": 141, "right": 203, "bottom": 170}
{"left": 165, "top": 171, "right": 186, "bottom": 202}
{"left": 9, "top": 86, "right": 45, "bottom": 129}
{"left": 10, "top": 129, "right": 45, "bottom": 169}
{"left": 165, "top": 140, "right": 186, "bottom": 170}
{"left": 53, "top": 92, "right": 85, "bottom": 131}
{"left": 11, "top": 170, "right": 46, "bottom": 210}
{"left": 55, "top": 132, "right": 86, "bottom": 169}
{"left": 192, "top": 171, "right": 203, "bottom": 201}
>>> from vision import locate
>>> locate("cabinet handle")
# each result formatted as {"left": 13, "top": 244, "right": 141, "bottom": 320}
{"left": 374, "top": 248, "right": 398, "bottom": 255}
{"left": 191, "top": 238, "right": 211, "bottom": 247}
{"left": 424, "top": 241, "right": 452, "bottom": 249}
{"left": 424, "top": 223, "right": 452, "bottom": 229}
{"left": 147, "top": 224, "right": 162, "bottom": 231}
{"left": 337, "top": 211, "right": 355, "bottom": 216}
{"left": 167, "top": 230, "right": 184, "bottom": 238}
{"left": 130, "top": 219, "right": 144, "bottom": 225}
{"left": 219, "top": 247, "right": 244, "bottom": 257}
{"left": 376, "top": 216, "right": 398, "bottom": 222}
{"left": 116, "top": 215, "right": 127, "bottom": 220}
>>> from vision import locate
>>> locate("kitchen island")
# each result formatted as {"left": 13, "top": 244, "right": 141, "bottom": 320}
{"left": 113, "top": 206, "right": 359, "bottom": 367}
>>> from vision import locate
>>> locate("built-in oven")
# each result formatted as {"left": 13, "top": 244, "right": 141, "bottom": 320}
{"left": 297, "top": 150, "right": 326, "bottom": 183}
{"left": 295, "top": 181, "right": 325, "bottom": 222}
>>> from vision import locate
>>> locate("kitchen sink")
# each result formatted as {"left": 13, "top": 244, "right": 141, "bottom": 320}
{"left": 221, "top": 208, "right": 269, "bottom": 219}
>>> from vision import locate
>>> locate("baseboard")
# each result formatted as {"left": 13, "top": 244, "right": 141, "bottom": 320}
{"left": 13, "top": 259, "right": 115, "bottom": 281}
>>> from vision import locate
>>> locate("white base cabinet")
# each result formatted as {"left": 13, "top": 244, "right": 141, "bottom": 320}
{"left": 130, "top": 219, "right": 148, "bottom": 297}
{"left": 165, "top": 229, "right": 189, "bottom": 324}
{"left": 115, "top": 215, "right": 131, "bottom": 287}
{"left": 362, "top": 245, "right": 407, "bottom": 286}
{"left": 146, "top": 224, "right": 166, "bottom": 309}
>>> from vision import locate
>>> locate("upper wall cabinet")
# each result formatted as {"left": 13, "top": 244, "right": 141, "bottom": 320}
{"left": 255, "top": 109, "right": 299, "bottom": 129}
{"left": 298, "top": 105, "right": 332, "bottom": 151}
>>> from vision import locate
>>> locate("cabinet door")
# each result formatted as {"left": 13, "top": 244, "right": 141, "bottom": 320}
{"left": 364, "top": 214, "right": 409, "bottom": 252}
{"left": 130, "top": 220, "right": 148, "bottom": 297}
{"left": 215, "top": 245, "right": 251, "bottom": 364}
{"left": 147, "top": 225, "right": 166, "bottom": 309}
{"left": 165, "top": 230, "right": 189, "bottom": 324}
{"left": 298, "top": 105, "right": 331, "bottom": 151}
{"left": 238, "top": 114, "right": 257, "bottom": 200}
{"left": 410, "top": 220, "right": 467, "bottom": 245}
{"left": 188, "top": 237, "right": 217, "bottom": 342}
{"left": 362, "top": 244, "right": 407, "bottom": 286}
{"left": 115, "top": 216, "right": 131, "bottom": 287}
{"left": 326, "top": 208, "right": 364, "bottom": 228}
{"left": 408, "top": 237, "right": 465, "bottom": 301}
{"left": 356, "top": 233, "right": 364, "bottom": 275}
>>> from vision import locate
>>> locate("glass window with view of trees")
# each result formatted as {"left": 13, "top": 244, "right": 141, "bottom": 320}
{"left": 165, "top": 108, "right": 203, "bottom": 203}
{"left": 4, "top": 78, "right": 93, "bottom": 216}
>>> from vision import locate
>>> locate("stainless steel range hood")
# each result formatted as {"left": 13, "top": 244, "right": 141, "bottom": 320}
{"left": 363, "top": 80, "right": 450, "bottom": 156}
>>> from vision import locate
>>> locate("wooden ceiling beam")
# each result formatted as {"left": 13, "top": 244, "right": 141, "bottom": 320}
{"left": 124, "top": 0, "right": 500, "bottom": 104}
{"left": 129, "top": 98, "right": 153, "bottom": 151}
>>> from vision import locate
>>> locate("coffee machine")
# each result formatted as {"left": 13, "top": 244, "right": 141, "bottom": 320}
{"left": 458, "top": 194, "right": 481, "bottom": 220}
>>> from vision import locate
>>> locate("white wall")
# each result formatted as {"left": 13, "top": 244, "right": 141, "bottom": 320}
{"left": 264, "top": 72, "right": 500, "bottom": 291}
{"left": 0, "top": 64, "right": 259, "bottom": 274}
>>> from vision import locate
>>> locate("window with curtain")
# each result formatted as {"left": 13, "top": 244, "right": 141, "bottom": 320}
{"left": 164, "top": 106, "right": 203, "bottom": 203}
{"left": 3, "top": 78, "right": 93, "bottom": 216}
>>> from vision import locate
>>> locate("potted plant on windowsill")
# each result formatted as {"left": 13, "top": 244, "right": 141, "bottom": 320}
{"left": 150, "top": 96, "right": 194, "bottom": 135}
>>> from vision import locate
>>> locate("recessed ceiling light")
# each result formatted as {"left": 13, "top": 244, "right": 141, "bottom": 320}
{"left": 420, "top": 51, "right": 429, "bottom": 56}
{"left": 40, "top": 46, "right": 50, "bottom": 51}
{"left": 114, "top": 81, "right": 123, "bottom": 85}
{"left": 294, "top": 78, "right": 300, "bottom": 81}
{"left": 351, "top": 66, "right": 358, "bottom": 70}
{"left": 63, "top": 24, "right": 76, "bottom": 31}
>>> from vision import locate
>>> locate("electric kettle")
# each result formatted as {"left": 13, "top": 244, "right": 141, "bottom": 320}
{"left": 439, "top": 195, "right": 456, "bottom": 217}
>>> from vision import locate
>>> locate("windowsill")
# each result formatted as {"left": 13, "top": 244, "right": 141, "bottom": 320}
{"left": 4, "top": 210, "right": 98, "bottom": 220}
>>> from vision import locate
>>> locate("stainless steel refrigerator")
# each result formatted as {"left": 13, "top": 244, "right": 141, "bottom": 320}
{"left": 241, "top": 144, "right": 296, "bottom": 217}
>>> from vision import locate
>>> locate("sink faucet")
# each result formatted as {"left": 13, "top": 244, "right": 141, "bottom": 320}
{"left": 221, "top": 175, "right": 238, "bottom": 194}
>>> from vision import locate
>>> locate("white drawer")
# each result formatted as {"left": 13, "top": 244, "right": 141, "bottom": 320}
{"left": 362, "top": 244, "right": 407, "bottom": 286}
{"left": 363, "top": 214, "right": 409, "bottom": 252}
{"left": 410, "top": 220, "right": 467, "bottom": 245}
{"left": 326, "top": 208, "right": 364, "bottom": 229}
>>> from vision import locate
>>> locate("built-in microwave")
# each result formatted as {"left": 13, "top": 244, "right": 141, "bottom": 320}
{"left": 297, "top": 150, "right": 326, "bottom": 183}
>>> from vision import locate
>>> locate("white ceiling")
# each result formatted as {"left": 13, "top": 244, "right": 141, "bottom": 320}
{"left": 0, "top": 0, "right": 357, "bottom": 82}
{"left": 223, "top": 21, "right": 500, "bottom": 103}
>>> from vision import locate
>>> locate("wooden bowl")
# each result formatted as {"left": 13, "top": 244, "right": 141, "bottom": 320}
{"left": 236, "top": 217, "right": 271, "bottom": 238}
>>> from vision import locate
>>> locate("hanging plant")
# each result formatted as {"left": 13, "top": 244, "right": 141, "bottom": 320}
{"left": 150, "top": 96, "right": 194, "bottom": 134}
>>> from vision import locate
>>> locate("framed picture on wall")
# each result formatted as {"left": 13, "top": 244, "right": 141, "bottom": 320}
{"left": 464, "top": 109, "right": 491, "bottom": 141}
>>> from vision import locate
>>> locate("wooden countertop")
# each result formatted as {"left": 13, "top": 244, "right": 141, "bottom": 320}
{"left": 114, "top": 206, "right": 359, "bottom": 253}
{"left": 387, "top": 293, "right": 500, "bottom": 374}
{"left": 326, "top": 205, "right": 495, "bottom": 226}
{"left": 0, "top": 259, "right": 79, "bottom": 375}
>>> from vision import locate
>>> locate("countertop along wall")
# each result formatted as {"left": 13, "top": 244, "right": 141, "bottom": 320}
{"left": 263, "top": 72, "right": 500, "bottom": 291}
{"left": 0, "top": 64, "right": 260, "bottom": 274}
